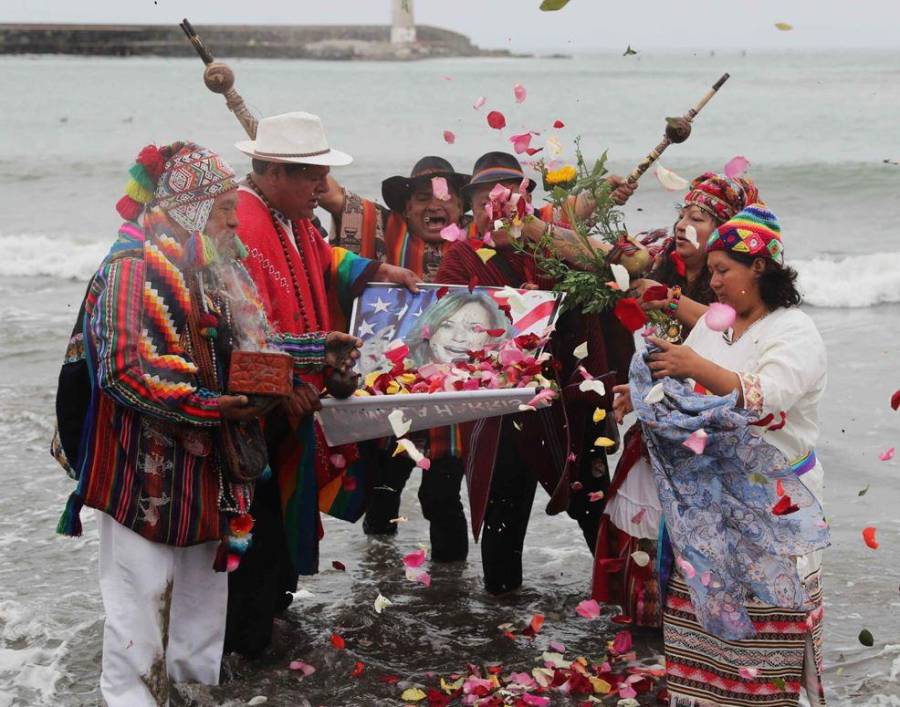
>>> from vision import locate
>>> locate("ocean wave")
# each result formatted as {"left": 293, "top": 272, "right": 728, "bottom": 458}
{"left": 2, "top": 235, "right": 899, "bottom": 308}
{"left": 795, "top": 252, "right": 900, "bottom": 308}
{"left": 0, "top": 235, "right": 107, "bottom": 281}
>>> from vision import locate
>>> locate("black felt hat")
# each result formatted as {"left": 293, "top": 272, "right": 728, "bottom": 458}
{"left": 381, "top": 156, "right": 471, "bottom": 213}
{"left": 460, "top": 151, "right": 536, "bottom": 196}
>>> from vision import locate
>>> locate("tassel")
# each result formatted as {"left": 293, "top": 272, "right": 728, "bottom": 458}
{"left": 230, "top": 513, "right": 255, "bottom": 535}
{"left": 115, "top": 195, "right": 143, "bottom": 222}
{"left": 232, "top": 235, "right": 249, "bottom": 260}
{"left": 128, "top": 163, "right": 157, "bottom": 193}
{"left": 136, "top": 144, "right": 165, "bottom": 181}
{"left": 260, "top": 465, "right": 272, "bottom": 482}
{"left": 228, "top": 534, "right": 253, "bottom": 554}
{"left": 125, "top": 177, "right": 154, "bottom": 205}
{"left": 186, "top": 232, "right": 219, "bottom": 269}
{"left": 56, "top": 493, "right": 84, "bottom": 537}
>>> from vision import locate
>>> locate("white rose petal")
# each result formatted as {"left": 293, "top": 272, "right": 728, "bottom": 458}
{"left": 579, "top": 379, "right": 606, "bottom": 396}
{"left": 644, "top": 382, "right": 665, "bottom": 404}
{"left": 655, "top": 163, "right": 689, "bottom": 191}
{"left": 630, "top": 550, "right": 651, "bottom": 567}
{"left": 610, "top": 263, "right": 630, "bottom": 291}
{"left": 374, "top": 593, "right": 393, "bottom": 614}
{"left": 573, "top": 341, "right": 589, "bottom": 360}
{"left": 388, "top": 409, "right": 411, "bottom": 438}
{"left": 684, "top": 224, "right": 699, "bottom": 249}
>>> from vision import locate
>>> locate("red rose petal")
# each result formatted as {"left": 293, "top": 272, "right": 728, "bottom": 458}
{"left": 351, "top": 660, "right": 365, "bottom": 677}
{"left": 613, "top": 297, "right": 648, "bottom": 332}
{"left": 772, "top": 495, "right": 799, "bottom": 516}
{"left": 468, "top": 275, "right": 479, "bottom": 292}
{"left": 436, "top": 286, "right": 449, "bottom": 299}
{"left": 642, "top": 284, "right": 670, "bottom": 302}
{"left": 669, "top": 250, "right": 687, "bottom": 277}
{"left": 443, "top": 130, "right": 456, "bottom": 144}
{"left": 863, "top": 526, "right": 879, "bottom": 549}
{"left": 487, "top": 110, "right": 507, "bottom": 130}
{"left": 553, "top": 119, "right": 565, "bottom": 129}
{"left": 891, "top": 389, "right": 900, "bottom": 411}
{"left": 332, "top": 560, "right": 346, "bottom": 571}
{"left": 330, "top": 632, "right": 345, "bottom": 649}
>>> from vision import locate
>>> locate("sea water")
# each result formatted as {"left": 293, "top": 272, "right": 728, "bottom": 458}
{"left": 1, "top": 51, "right": 899, "bottom": 705}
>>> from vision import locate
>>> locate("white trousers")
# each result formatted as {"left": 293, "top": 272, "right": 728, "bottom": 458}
{"left": 96, "top": 511, "right": 227, "bottom": 707}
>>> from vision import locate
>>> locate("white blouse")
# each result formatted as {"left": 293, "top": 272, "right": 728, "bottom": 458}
{"left": 607, "top": 306, "right": 828, "bottom": 542}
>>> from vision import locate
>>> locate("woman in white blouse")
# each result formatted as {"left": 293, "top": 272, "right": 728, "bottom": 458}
{"left": 613, "top": 204, "right": 828, "bottom": 707}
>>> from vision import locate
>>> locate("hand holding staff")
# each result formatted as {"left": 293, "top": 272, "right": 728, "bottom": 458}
{"left": 627, "top": 73, "right": 730, "bottom": 184}
{"left": 179, "top": 19, "right": 258, "bottom": 139}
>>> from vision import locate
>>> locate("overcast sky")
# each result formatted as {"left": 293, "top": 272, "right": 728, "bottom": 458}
{"left": 4, "top": 1, "right": 900, "bottom": 51}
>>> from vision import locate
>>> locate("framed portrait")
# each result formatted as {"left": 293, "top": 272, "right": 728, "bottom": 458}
{"left": 317, "top": 283, "right": 565, "bottom": 446}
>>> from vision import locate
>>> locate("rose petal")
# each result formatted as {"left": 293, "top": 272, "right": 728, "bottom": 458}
{"left": 588, "top": 490, "right": 604, "bottom": 502}
{"left": 388, "top": 409, "right": 412, "bottom": 438}
{"left": 510, "top": 131, "right": 534, "bottom": 155}
{"left": 592, "top": 407, "right": 606, "bottom": 423}
{"left": 682, "top": 429, "right": 708, "bottom": 455}
{"left": 631, "top": 508, "right": 646, "bottom": 524}
{"left": 724, "top": 155, "right": 751, "bottom": 179}
{"left": 676, "top": 556, "right": 696, "bottom": 579}
{"left": 572, "top": 341, "right": 588, "bottom": 360}
{"left": 442, "top": 130, "right": 456, "bottom": 144}
{"left": 403, "top": 548, "right": 427, "bottom": 568}
{"left": 400, "top": 688, "right": 427, "bottom": 702}
{"left": 879, "top": 447, "right": 895, "bottom": 461}
{"left": 431, "top": 176, "right": 450, "bottom": 201}
{"left": 440, "top": 223, "right": 467, "bottom": 242}
{"left": 655, "top": 163, "right": 689, "bottom": 191}
{"left": 703, "top": 302, "right": 737, "bottom": 333}
{"left": 863, "top": 526, "right": 879, "bottom": 549}
{"left": 610, "top": 263, "right": 631, "bottom": 292}
{"left": 594, "top": 436, "right": 615, "bottom": 448}
{"left": 513, "top": 83, "right": 527, "bottom": 103}
{"left": 630, "top": 550, "right": 650, "bottom": 567}
{"left": 374, "top": 593, "right": 392, "bottom": 614}
{"left": 473, "top": 96, "right": 486, "bottom": 110}
{"left": 552, "top": 119, "right": 565, "bottom": 128}
{"left": 891, "top": 390, "right": 900, "bottom": 411}
{"left": 775, "top": 22, "right": 794, "bottom": 31}
{"left": 575, "top": 598, "right": 601, "bottom": 619}
{"left": 644, "top": 382, "right": 665, "bottom": 404}
{"left": 546, "top": 135, "right": 562, "bottom": 157}
{"left": 487, "top": 110, "right": 507, "bottom": 130}
{"left": 611, "top": 629, "right": 633, "bottom": 655}
{"left": 684, "top": 224, "right": 699, "bottom": 249}
{"left": 772, "top": 495, "right": 800, "bottom": 515}
{"left": 476, "top": 247, "right": 496, "bottom": 263}
{"left": 289, "top": 660, "right": 316, "bottom": 676}
{"left": 579, "top": 379, "right": 606, "bottom": 396}
{"left": 330, "top": 632, "right": 345, "bottom": 650}
{"left": 332, "top": 560, "right": 346, "bottom": 571}
{"left": 329, "top": 453, "right": 346, "bottom": 469}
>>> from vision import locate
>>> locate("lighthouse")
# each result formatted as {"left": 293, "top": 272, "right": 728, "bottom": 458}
{"left": 391, "top": 0, "right": 416, "bottom": 44}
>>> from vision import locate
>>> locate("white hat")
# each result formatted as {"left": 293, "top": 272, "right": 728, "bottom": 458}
{"left": 235, "top": 111, "right": 352, "bottom": 167}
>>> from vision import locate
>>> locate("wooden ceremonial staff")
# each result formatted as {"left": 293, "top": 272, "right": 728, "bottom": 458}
{"left": 626, "top": 73, "right": 730, "bottom": 184}
{"left": 179, "top": 19, "right": 259, "bottom": 139}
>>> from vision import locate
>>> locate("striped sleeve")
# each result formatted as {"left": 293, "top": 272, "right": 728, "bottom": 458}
{"left": 269, "top": 331, "right": 328, "bottom": 371}
{"left": 90, "top": 257, "right": 222, "bottom": 426}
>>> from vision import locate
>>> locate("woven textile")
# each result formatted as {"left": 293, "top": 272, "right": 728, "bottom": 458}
{"left": 155, "top": 144, "right": 238, "bottom": 232}
{"left": 683, "top": 172, "right": 759, "bottom": 224}
{"left": 706, "top": 203, "right": 784, "bottom": 265}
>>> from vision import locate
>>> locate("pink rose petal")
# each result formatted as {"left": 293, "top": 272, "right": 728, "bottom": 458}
{"left": 588, "top": 490, "right": 604, "bottom": 502}
{"left": 879, "top": 447, "right": 895, "bottom": 461}
{"left": 549, "top": 640, "right": 566, "bottom": 653}
{"left": 521, "top": 695, "right": 549, "bottom": 706}
{"left": 676, "top": 556, "right": 696, "bottom": 579}
{"left": 513, "top": 83, "right": 527, "bottom": 103}
{"left": 431, "top": 176, "right": 450, "bottom": 201}
{"left": 473, "top": 96, "right": 486, "bottom": 110}
{"left": 705, "top": 302, "right": 737, "bottom": 332}
{"left": 509, "top": 131, "right": 534, "bottom": 155}
{"left": 526, "top": 388, "right": 556, "bottom": 408}
{"left": 440, "top": 223, "right": 467, "bottom": 242}
{"left": 682, "top": 429, "right": 708, "bottom": 455}
{"left": 403, "top": 548, "right": 426, "bottom": 568}
{"left": 415, "top": 571, "right": 431, "bottom": 587}
{"left": 611, "top": 630, "right": 632, "bottom": 655}
{"left": 631, "top": 508, "right": 646, "bottom": 524}
{"left": 329, "top": 453, "right": 347, "bottom": 469}
{"left": 724, "top": 155, "right": 751, "bottom": 179}
{"left": 700, "top": 570, "right": 712, "bottom": 586}
{"left": 442, "top": 130, "right": 456, "bottom": 144}
{"left": 619, "top": 684, "right": 638, "bottom": 699}
{"left": 289, "top": 660, "right": 316, "bottom": 676}
{"left": 575, "top": 598, "right": 601, "bottom": 619}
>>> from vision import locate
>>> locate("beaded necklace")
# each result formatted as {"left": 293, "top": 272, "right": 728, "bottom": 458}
{"left": 245, "top": 175, "right": 321, "bottom": 331}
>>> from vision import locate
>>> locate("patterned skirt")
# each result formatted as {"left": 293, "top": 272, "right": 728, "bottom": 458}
{"left": 663, "top": 569, "right": 825, "bottom": 707}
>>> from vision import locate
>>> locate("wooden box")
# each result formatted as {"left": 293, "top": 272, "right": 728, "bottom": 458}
{"left": 228, "top": 350, "right": 293, "bottom": 396}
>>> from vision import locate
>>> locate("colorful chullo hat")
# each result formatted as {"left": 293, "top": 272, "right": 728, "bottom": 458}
{"left": 706, "top": 203, "right": 784, "bottom": 265}
{"left": 115, "top": 142, "right": 238, "bottom": 232}
{"left": 683, "top": 172, "right": 759, "bottom": 223}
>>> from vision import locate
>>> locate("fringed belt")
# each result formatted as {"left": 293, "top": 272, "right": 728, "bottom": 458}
{"left": 791, "top": 449, "right": 817, "bottom": 477}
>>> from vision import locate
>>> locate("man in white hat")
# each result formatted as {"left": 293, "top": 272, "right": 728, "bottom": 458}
{"left": 226, "top": 112, "right": 418, "bottom": 657}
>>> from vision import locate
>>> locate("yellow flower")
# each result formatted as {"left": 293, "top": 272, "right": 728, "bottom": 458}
{"left": 545, "top": 165, "right": 577, "bottom": 185}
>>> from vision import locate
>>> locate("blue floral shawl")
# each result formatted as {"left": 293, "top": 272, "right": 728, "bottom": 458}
{"left": 630, "top": 340, "right": 830, "bottom": 640}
